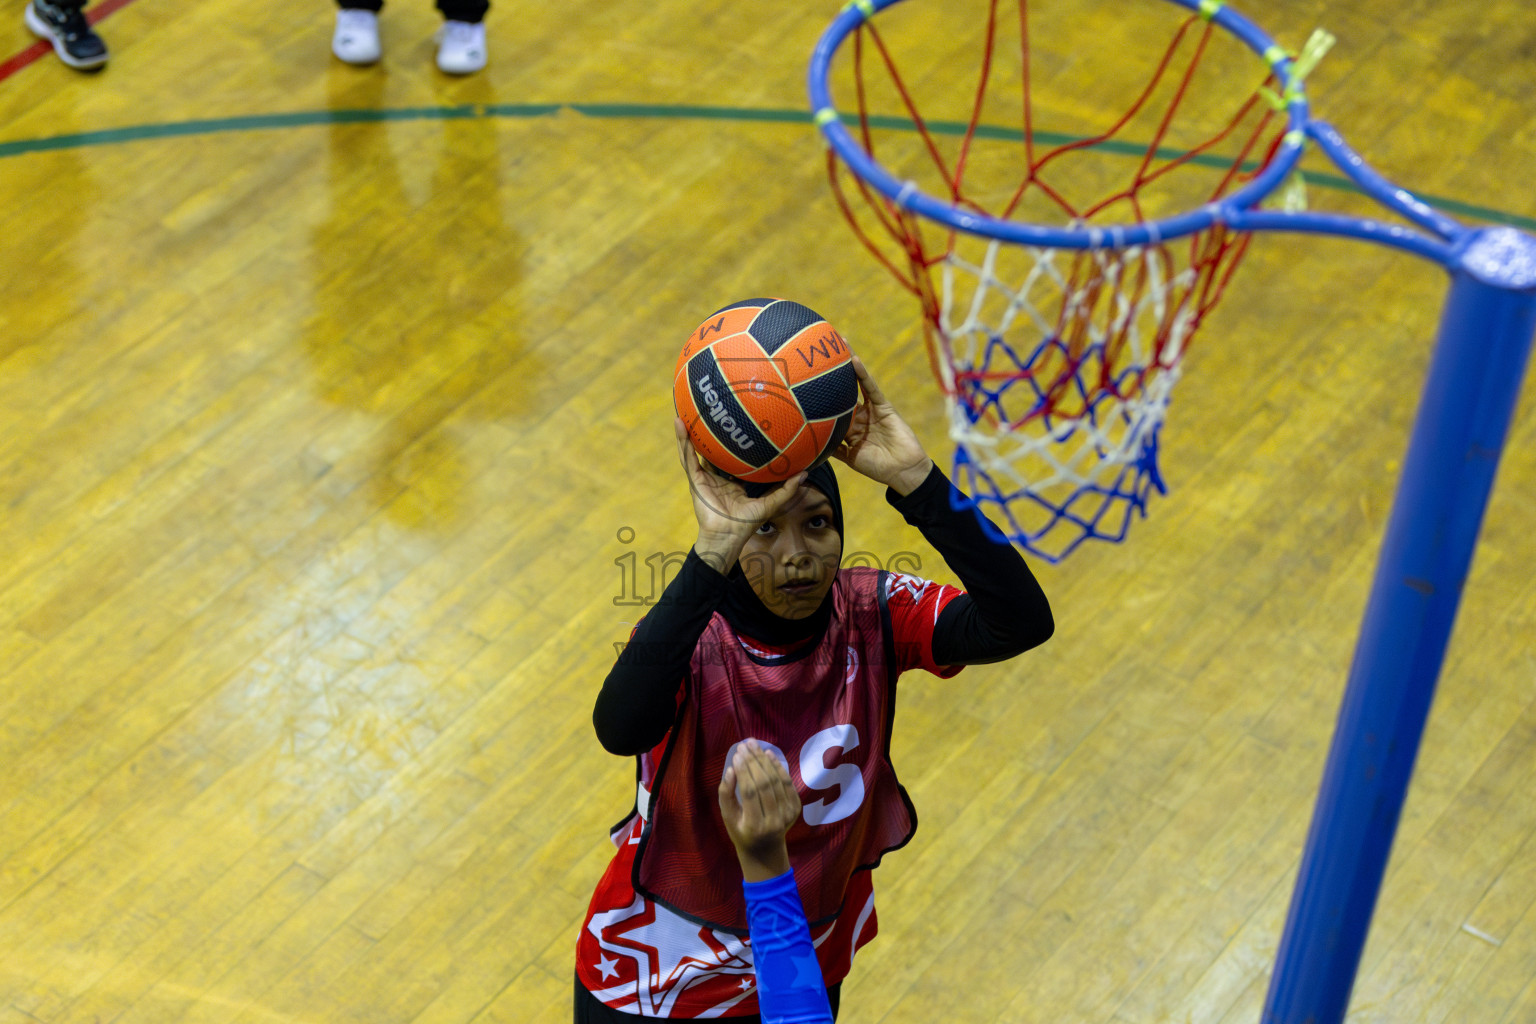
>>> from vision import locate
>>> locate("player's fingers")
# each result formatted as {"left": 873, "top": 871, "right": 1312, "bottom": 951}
{"left": 675, "top": 418, "right": 704, "bottom": 479}
{"left": 734, "top": 742, "right": 762, "bottom": 792}
{"left": 744, "top": 744, "right": 793, "bottom": 823}
{"left": 834, "top": 403, "right": 869, "bottom": 451}
{"left": 757, "top": 472, "right": 808, "bottom": 518}
{"left": 762, "top": 746, "right": 792, "bottom": 789}
{"left": 735, "top": 745, "right": 772, "bottom": 820}
{"left": 766, "top": 756, "right": 799, "bottom": 825}
{"left": 717, "top": 763, "right": 739, "bottom": 816}
{"left": 851, "top": 356, "right": 888, "bottom": 407}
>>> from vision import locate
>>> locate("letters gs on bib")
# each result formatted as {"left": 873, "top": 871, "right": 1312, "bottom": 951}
{"left": 674, "top": 298, "right": 859, "bottom": 485}
{"left": 725, "top": 727, "right": 866, "bottom": 828}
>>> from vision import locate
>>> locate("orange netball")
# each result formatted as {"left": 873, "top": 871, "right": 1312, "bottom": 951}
{"left": 673, "top": 298, "right": 859, "bottom": 483}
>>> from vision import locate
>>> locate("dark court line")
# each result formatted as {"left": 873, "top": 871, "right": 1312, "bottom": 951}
{"left": 0, "top": 101, "right": 1530, "bottom": 232}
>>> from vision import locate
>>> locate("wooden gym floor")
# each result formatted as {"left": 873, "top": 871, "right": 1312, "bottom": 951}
{"left": 1, "top": 0, "right": 1533, "bottom": 1021}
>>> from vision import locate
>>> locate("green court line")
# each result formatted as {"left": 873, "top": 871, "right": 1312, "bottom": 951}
{"left": 1, "top": 101, "right": 1530, "bottom": 232}
{"left": 0, "top": 105, "right": 559, "bottom": 155}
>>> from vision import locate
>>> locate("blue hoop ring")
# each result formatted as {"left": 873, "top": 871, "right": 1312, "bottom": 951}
{"left": 807, "top": 0, "right": 1463, "bottom": 264}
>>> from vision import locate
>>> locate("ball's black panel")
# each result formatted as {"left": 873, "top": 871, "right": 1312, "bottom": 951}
{"left": 810, "top": 410, "right": 855, "bottom": 469}
{"left": 685, "top": 348, "right": 779, "bottom": 468}
{"left": 791, "top": 362, "right": 858, "bottom": 421}
{"left": 706, "top": 297, "right": 774, "bottom": 319}
{"left": 748, "top": 300, "right": 826, "bottom": 356}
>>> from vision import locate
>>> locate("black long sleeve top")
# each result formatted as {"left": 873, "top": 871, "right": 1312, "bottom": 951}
{"left": 592, "top": 464, "right": 1053, "bottom": 755}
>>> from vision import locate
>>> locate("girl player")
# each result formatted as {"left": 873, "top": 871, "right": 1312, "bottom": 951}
{"left": 575, "top": 357, "right": 1053, "bottom": 1021}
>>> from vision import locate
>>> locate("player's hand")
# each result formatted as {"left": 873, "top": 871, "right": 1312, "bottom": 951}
{"left": 833, "top": 357, "right": 933, "bottom": 496}
{"left": 675, "top": 418, "right": 807, "bottom": 574}
{"left": 717, "top": 739, "right": 800, "bottom": 882}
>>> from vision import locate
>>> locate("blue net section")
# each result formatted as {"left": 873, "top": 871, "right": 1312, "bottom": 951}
{"left": 952, "top": 405, "right": 1168, "bottom": 563}
{"left": 930, "top": 240, "right": 1204, "bottom": 562}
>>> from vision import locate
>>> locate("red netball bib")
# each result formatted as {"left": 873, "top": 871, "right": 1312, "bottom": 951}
{"left": 633, "top": 568, "right": 919, "bottom": 933}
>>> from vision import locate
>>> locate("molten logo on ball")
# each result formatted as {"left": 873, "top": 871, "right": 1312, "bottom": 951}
{"left": 694, "top": 374, "right": 754, "bottom": 451}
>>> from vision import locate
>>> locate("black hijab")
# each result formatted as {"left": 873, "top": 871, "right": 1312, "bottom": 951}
{"left": 720, "top": 462, "right": 843, "bottom": 648}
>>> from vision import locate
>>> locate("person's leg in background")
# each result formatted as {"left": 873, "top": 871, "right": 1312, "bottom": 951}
{"left": 332, "top": 0, "right": 382, "bottom": 66}
{"left": 25, "top": 0, "right": 108, "bottom": 71}
{"left": 434, "top": 0, "right": 487, "bottom": 75}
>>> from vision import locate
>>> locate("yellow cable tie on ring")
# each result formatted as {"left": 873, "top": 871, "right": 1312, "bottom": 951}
{"left": 1263, "top": 168, "right": 1310, "bottom": 213}
{"left": 1198, "top": 0, "right": 1222, "bottom": 21}
{"left": 1288, "top": 28, "right": 1336, "bottom": 88}
{"left": 814, "top": 108, "right": 840, "bottom": 127}
{"left": 843, "top": 0, "right": 874, "bottom": 17}
{"left": 1256, "top": 27, "right": 1335, "bottom": 111}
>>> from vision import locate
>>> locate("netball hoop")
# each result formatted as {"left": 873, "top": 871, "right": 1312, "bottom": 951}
{"left": 809, "top": 2, "right": 1536, "bottom": 1022}
{"left": 817, "top": 0, "right": 1310, "bottom": 563}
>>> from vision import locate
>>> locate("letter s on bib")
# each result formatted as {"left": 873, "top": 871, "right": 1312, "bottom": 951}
{"left": 799, "top": 724, "right": 865, "bottom": 827}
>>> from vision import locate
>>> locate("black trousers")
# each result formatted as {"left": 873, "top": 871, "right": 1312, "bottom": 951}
{"left": 337, "top": 0, "right": 489, "bottom": 23}
{"left": 574, "top": 974, "right": 842, "bottom": 1023}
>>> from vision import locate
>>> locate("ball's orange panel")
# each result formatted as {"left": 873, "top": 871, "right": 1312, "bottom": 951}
{"left": 707, "top": 333, "right": 788, "bottom": 386}
{"left": 772, "top": 422, "right": 826, "bottom": 479}
{"left": 778, "top": 325, "right": 853, "bottom": 387}
{"left": 679, "top": 306, "right": 764, "bottom": 364}
{"left": 734, "top": 381, "right": 802, "bottom": 449}
{"left": 672, "top": 364, "right": 699, "bottom": 421}
{"left": 704, "top": 333, "right": 802, "bottom": 449}
{"left": 736, "top": 458, "right": 798, "bottom": 484}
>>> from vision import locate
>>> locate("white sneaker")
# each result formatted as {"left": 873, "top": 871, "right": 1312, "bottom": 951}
{"left": 436, "top": 20, "right": 486, "bottom": 74}
{"left": 332, "top": 9, "right": 380, "bottom": 65}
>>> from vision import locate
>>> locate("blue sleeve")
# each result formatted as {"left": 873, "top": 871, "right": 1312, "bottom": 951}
{"left": 743, "top": 870, "right": 835, "bottom": 1024}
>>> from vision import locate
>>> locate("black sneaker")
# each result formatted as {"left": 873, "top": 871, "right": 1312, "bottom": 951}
{"left": 25, "top": 0, "right": 108, "bottom": 70}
